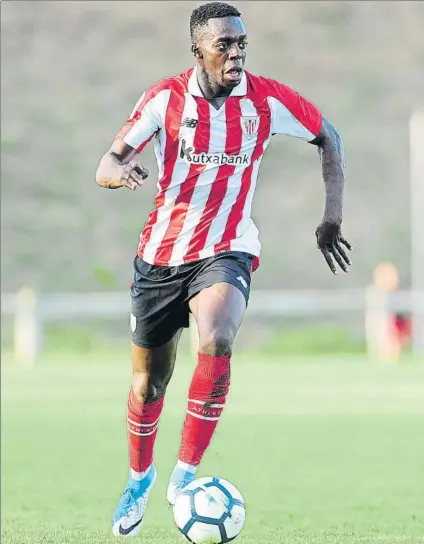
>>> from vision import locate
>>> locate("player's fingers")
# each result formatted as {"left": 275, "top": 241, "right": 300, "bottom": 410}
{"left": 335, "top": 242, "right": 352, "bottom": 267}
{"left": 130, "top": 161, "right": 149, "bottom": 179}
{"left": 129, "top": 170, "right": 145, "bottom": 186}
{"left": 339, "top": 236, "right": 352, "bottom": 251}
{"left": 122, "top": 178, "right": 138, "bottom": 191}
{"left": 321, "top": 248, "right": 338, "bottom": 275}
{"left": 329, "top": 246, "right": 350, "bottom": 273}
{"left": 121, "top": 162, "right": 146, "bottom": 188}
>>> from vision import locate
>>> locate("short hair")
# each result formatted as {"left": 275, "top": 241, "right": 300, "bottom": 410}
{"left": 190, "top": 2, "right": 242, "bottom": 42}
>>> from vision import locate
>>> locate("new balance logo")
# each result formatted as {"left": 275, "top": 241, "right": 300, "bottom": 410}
{"left": 236, "top": 276, "right": 248, "bottom": 289}
{"left": 179, "top": 139, "right": 250, "bottom": 166}
{"left": 181, "top": 117, "right": 198, "bottom": 128}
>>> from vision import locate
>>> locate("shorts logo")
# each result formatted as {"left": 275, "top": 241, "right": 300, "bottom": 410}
{"left": 236, "top": 276, "right": 248, "bottom": 289}
{"left": 241, "top": 116, "right": 260, "bottom": 139}
{"left": 130, "top": 313, "right": 137, "bottom": 332}
{"left": 179, "top": 139, "right": 250, "bottom": 166}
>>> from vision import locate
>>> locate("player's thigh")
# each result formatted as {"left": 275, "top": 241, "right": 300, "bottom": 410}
{"left": 130, "top": 255, "right": 189, "bottom": 351}
{"left": 189, "top": 282, "right": 246, "bottom": 337}
{"left": 131, "top": 329, "right": 182, "bottom": 376}
{"left": 131, "top": 330, "right": 182, "bottom": 401}
{"left": 188, "top": 252, "right": 252, "bottom": 352}
{"left": 130, "top": 255, "right": 188, "bottom": 396}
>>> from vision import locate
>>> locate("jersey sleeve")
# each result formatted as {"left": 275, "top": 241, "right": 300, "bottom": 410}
{"left": 267, "top": 80, "right": 322, "bottom": 142}
{"left": 115, "top": 90, "right": 163, "bottom": 153}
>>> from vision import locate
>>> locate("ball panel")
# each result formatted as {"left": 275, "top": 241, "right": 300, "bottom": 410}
{"left": 187, "top": 521, "right": 222, "bottom": 544}
{"left": 223, "top": 505, "right": 245, "bottom": 539}
{"left": 212, "top": 478, "right": 244, "bottom": 504}
{"left": 218, "top": 523, "right": 237, "bottom": 544}
{"left": 194, "top": 485, "right": 229, "bottom": 519}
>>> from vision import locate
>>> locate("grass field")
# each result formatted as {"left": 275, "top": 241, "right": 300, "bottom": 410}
{"left": 2, "top": 355, "right": 424, "bottom": 544}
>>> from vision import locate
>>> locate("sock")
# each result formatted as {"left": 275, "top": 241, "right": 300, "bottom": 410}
{"left": 178, "top": 353, "right": 231, "bottom": 466}
{"left": 127, "top": 388, "right": 164, "bottom": 476}
{"left": 175, "top": 459, "right": 197, "bottom": 475}
{"left": 130, "top": 467, "right": 151, "bottom": 481}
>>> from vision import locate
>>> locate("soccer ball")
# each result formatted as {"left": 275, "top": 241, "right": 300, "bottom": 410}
{"left": 173, "top": 476, "right": 246, "bottom": 544}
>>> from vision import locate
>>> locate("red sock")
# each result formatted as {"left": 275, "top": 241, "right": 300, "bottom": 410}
{"left": 178, "top": 353, "right": 231, "bottom": 466}
{"left": 127, "top": 389, "right": 164, "bottom": 473}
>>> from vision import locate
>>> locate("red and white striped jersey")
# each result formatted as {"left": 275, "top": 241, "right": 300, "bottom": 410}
{"left": 116, "top": 67, "right": 322, "bottom": 269}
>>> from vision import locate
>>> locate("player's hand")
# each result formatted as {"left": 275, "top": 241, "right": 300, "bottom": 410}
{"left": 315, "top": 220, "right": 352, "bottom": 275}
{"left": 121, "top": 160, "right": 149, "bottom": 191}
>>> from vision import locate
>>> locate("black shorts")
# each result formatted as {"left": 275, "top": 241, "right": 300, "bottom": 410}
{"left": 130, "top": 251, "right": 253, "bottom": 348}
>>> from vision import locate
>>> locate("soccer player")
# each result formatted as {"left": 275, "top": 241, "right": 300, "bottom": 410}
{"left": 96, "top": 1, "right": 352, "bottom": 537}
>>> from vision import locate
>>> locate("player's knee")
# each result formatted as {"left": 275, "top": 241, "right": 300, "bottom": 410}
{"left": 198, "top": 327, "right": 234, "bottom": 357}
{"left": 131, "top": 372, "right": 166, "bottom": 403}
{"left": 147, "top": 374, "right": 168, "bottom": 401}
{"left": 131, "top": 371, "right": 149, "bottom": 403}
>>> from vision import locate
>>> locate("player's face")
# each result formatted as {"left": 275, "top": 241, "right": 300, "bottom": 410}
{"left": 195, "top": 16, "right": 247, "bottom": 89}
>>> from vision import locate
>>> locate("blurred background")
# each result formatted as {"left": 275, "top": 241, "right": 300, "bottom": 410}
{"left": 1, "top": 3, "right": 424, "bottom": 543}
{"left": 1, "top": 0, "right": 424, "bottom": 360}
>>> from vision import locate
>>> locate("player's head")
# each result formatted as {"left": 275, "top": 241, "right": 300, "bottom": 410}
{"left": 190, "top": 2, "right": 247, "bottom": 89}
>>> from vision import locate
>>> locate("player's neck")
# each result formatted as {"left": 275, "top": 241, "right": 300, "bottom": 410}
{"left": 196, "top": 68, "right": 233, "bottom": 99}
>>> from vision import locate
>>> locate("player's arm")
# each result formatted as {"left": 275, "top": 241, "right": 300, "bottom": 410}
{"left": 268, "top": 81, "right": 352, "bottom": 274}
{"left": 95, "top": 91, "right": 161, "bottom": 191}
{"left": 96, "top": 140, "right": 149, "bottom": 190}
{"left": 309, "top": 117, "right": 352, "bottom": 274}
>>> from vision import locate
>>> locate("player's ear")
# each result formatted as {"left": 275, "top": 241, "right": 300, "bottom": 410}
{"left": 191, "top": 43, "right": 203, "bottom": 59}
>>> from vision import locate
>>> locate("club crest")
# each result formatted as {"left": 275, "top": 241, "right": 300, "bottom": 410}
{"left": 240, "top": 116, "right": 260, "bottom": 139}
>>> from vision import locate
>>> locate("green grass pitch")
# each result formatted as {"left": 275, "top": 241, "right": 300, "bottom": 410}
{"left": 2, "top": 356, "right": 424, "bottom": 544}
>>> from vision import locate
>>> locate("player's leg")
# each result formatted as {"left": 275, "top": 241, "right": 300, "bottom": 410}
{"left": 128, "top": 333, "right": 181, "bottom": 478}
{"left": 113, "top": 255, "right": 188, "bottom": 535}
{"left": 113, "top": 334, "right": 181, "bottom": 536}
{"left": 182, "top": 282, "right": 246, "bottom": 455}
{"left": 167, "top": 253, "right": 251, "bottom": 504}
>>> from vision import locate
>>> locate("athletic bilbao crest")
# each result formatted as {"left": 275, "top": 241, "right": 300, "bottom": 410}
{"left": 241, "top": 116, "right": 259, "bottom": 139}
